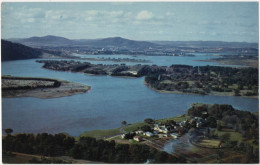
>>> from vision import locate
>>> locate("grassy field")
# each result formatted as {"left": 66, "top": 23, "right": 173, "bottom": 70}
{"left": 156, "top": 114, "right": 190, "bottom": 123}
{"left": 79, "top": 128, "right": 121, "bottom": 139}
{"left": 124, "top": 122, "right": 151, "bottom": 132}
{"left": 214, "top": 128, "right": 243, "bottom": 142}
{"left": 198, "top": 139, "right": 221, "bottom": 148}
{"left": 79, "top": 115, "right": 191, "bottom": 139}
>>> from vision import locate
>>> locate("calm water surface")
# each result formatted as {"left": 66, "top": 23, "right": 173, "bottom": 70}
{"left": 72, "top": 53, "right": 243, "bottom": 67}
{"left": 2, "top": 57, "right": 258, "bottom": 136}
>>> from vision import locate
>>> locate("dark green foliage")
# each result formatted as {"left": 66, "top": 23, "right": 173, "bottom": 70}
{"left": 124, "top": 132, "right": 136, "bottom": 139}
{"left": 206, "top": 116, "right": 217, "bottom": 128}
{"left": 3, "top": 133, "right": 75, "bottom": 157}
{"left": 217, "top": 121, "right": 222, "bottom": 131}
{"left": 187, "top": 104, "right": 208, "bottom": 117}
{"left": 187, "top": 103, "right": 258, "bottom": 140}
{"left": 4, "top": 128, "right": 13, "bottom": 135}
{"left": 2, "top": 40, "right": 42, "bottom": 61}
{"left": 140, "top": 125, "right": 152, "bottom": 132}
{"left": 144, "top": 118, "right": 154, "bottom": 124}
{"left": 111, "top": 65, "right": 129, "bottom": 75}
{"left": 144, "top": 65, "right": 258, "bottom": 96}
{"left": 121, "top": 120, "right": 127, "bottom": 125}
{"left": 29, "top": 157, "right": 72, "bottom": 164}
{"left": 232, "top": 142, "right": 259, "bottom": 163}
{"left": 69, "top": 136, "right": 185, "bottom": 163}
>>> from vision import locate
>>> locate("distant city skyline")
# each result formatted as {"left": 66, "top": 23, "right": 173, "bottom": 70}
{"left": 1, "top": 2, "right": 259, "bottom": 42}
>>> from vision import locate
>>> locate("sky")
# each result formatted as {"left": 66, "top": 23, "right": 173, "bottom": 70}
{"left": 1, "top": 2, "right": 259, "bottom": 42}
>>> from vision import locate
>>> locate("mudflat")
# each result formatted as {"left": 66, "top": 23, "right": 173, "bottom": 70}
{"left": 2, "top": 76, "right": 91, "bottom": 99}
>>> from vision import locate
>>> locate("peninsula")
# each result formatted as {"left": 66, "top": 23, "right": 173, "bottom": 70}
{"left": 36, "top": 60, "right": 258, "bottom": 98}
{"left": 2, "top": 75, "right": 91, "bottom": 99}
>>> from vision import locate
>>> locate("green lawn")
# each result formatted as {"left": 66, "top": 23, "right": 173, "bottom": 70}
{"left": 156, "top": 114, "right": 190, "bottom": 123}
{"left": 79, "top": 128, "right": 121, "bottom": 139}
{"left": 214, "top": 129, "right": 243, "bottom": 142}
{"left": 124, "top": 122, "right": 150, "bottom": 132}
{"left": 160, "top": 80, "right": 174, "bottom": 84}
{"left": 78, "top": 114, "right": 191, "bottom": 140}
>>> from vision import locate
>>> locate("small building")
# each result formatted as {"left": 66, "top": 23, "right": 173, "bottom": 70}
{"left": 133, "top": 136, "right": 142, "bottom": 142}
{"left": 158, "top": 134, "right": 164, "bottom": 138}
{"left": 135, "top": 130, "right": 143, "bottom": 134}
{"left": 127, "top": 71, "right": 138, "bottom": 75}
{"left": 179, "top": 121, "right": 186, "bottom": 127}
{"left": 163, "top": 134, "right": 169, "bottom": 137}
{"left": 196, "top": 122, "right": 202, "bottom": 128}
{"left": 144, "top": 132, "right": 154, "bottom": 137}
{"left": 170, "top": 133, "right": 179, "bottom": 139}
{"left": 154, "top": 124, "right": 174, "bottom": 134}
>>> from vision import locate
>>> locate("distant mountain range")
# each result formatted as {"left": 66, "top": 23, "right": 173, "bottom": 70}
{"left": 7, "top": 35, "right": 258, "bottom": 49}
{"left": 9, "top": 35, "right": 74, "bottom": 47}
{"left": 1, "top": 40, "right": 43, "bottom": 61}
{"left": 8, "top": 35, "right": 158, "bottom": 49}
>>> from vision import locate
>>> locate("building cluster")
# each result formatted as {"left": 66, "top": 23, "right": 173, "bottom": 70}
{"left": 121, "top": 117, "right": 206, "bottom": 142}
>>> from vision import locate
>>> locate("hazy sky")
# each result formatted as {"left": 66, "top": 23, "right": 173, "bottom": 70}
{"left": 1, "top": 2, "right": 258, "bottom": 42}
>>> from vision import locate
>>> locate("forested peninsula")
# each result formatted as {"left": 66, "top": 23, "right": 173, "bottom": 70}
{"left": 37, "top": 60, "right": 258, "bottom": 98}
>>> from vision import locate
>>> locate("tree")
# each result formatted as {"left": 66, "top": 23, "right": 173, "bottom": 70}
{"left": 144, "top": 118, "right": 154, "bottom": 124}
{"left": 121, "top": 121, "right": 127, "bottom": 126}
{"left": 217, "top": 121, "right": 222, "bottom": 131}
{"left": 4, "top": 128, "right": 13, "bottom": 136}
{"left": 217, "top": 149, "right": 224, "bottom": 163}
{"left": 234, "top": 89, "right": 241, "bottom": 96}
{"left": 220, "top": 133, "right": 230, "bottom": 143}
{"left": 154, "top": 151, "right": 169, "bottom": 163}
{"left": 140, "top": 125, "right": 152, "bottom": 132}
{"left": 206, "top": 116, "right": 217, "bottom": 128}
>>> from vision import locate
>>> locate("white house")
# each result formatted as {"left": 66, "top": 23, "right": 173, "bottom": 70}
{"left": 170, "top": 133, "right": 179, "bottom": 139}
{"left": 144, "top": 132, "right": 154, "bottom": 137}
{"left": 158, "top": 134, "right": 164, "bottom": 138}
{"left": 133, "top": 136, "right": 142, "bottom": 142}
{"left": 154, "top": 124, "right": 174, "bottom": 134}
{"left": 135, "top": 130, "right": 143, "bottom": 134}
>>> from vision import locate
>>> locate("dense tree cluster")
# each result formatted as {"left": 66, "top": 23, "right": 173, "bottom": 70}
{"left": 3, "top": 133, "right": 74, "bottom": 156}
{"left": 187, "top": 104, "right": 259, "bottom": 140}
{"left": 29, "top": 157, "right": 72, "bottom": 164}
{"left": 145, "top": 65, "right": 258, "bottom": 96}
{"left": 144, "top": 118, "right": 154, "bottom": 124}
{"left": 188, "top": 104, "right": 259, "bottom": 163}
{"left": 69, "top": 136, "right": 186, "bottom": 163}
{"left": 37, "top": 60, "right": 258, "bottom": 97}
{"left": 3, "top": 133, "right": 186, "bottom": 163}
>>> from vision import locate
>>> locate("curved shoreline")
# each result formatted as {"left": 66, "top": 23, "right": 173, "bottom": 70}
{"left": 143, "top": 80, "right": 258, "bottom": 99}
{"left": 2, "top": 76, "right": 91, "bottom": 99}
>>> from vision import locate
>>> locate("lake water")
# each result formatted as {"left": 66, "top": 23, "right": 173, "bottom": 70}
{"left": 2, "top": 55, "right": 258, "bottom": 136}
{"left": 71, "top": 53, "right": 244, "bottom": 67}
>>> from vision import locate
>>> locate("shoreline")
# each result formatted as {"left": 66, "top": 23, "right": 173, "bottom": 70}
{"left": 143, "top": 80, "right": 258, "bottom": 99}
{"left": 2, "top": 76, "right": 91, "bottom": 99}
{"left": 194, "top": 58, "right": 258, "bottom": 68}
